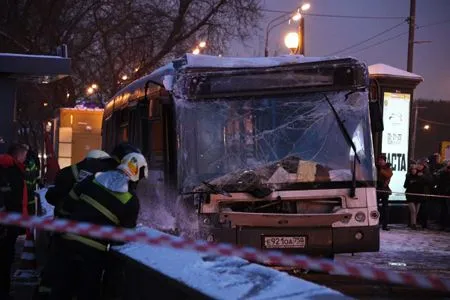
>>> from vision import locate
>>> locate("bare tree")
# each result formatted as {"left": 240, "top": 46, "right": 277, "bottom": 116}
{"left": 0, "top": 0, "right": 261, "bottom": 121}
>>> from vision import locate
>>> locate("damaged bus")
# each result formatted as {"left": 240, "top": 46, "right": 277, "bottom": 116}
{"left": 102, "top": 54, "right": 380, "bottom": 257}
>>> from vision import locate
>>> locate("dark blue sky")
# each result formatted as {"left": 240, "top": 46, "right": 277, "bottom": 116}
{"left": 228, "top": 0, "right": 450, "bottom": 100}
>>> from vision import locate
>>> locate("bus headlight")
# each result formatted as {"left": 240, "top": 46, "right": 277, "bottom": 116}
{"left": 207, "top": 234, "right": 215, "bottom": 242}
{"left": 355, "top": 212, "right": 366, "bottom": 222}
{"left": 370, "top": 210, "right": 379, "bottom": 220}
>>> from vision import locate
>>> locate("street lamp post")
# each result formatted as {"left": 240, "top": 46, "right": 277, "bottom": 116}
{"left": 292, "top": 3, "right": 310, "bottom": 55}
{"left": 264, "top": 3, "right": 310, "bottom": 57}
{"left": 299, "top": 16, "right": 305, "bottom": 55}
{"left": 264, "top": 12, "right": 292, "bottom": 57}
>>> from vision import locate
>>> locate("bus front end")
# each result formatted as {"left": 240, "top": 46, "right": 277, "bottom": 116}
{"left": 173, "top": 56, "right": 379, "bottom": 257}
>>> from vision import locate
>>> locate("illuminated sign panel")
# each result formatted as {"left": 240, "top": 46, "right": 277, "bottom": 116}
{"left": 381, "top": 92, "right": 411, "bottom": 200}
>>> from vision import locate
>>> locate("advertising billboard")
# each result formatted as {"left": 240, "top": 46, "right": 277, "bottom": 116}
{"left": 381, "top": 92, "right": 411, "bottom": 200}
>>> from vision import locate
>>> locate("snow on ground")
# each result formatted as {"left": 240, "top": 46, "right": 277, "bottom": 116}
{"left": 336, "top": 224, "right": 450, "bottom": 278}
{"left": 114, "top": 228, "right": 350, "bottom": 300}
{"left": 37, "top": 186, "right": 349, "bottom": 299}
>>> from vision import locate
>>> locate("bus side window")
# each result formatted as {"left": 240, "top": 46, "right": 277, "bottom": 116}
{"left": 128, "top": 106, "right": 140, "bottom": 147}
{"left": 147, "top": 95, "right": 164, "bottom": 169}
{"left": 102, "top": 118, "right": 111, "bottom": 153}
{"left": 118, "top": 107, "right": 129, "bottom": 143}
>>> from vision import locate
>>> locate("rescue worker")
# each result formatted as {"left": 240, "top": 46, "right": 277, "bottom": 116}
{"left": 49, "top": 152, "right": 148, "bottom": 300}
{"left": 37, "top": 143, "right": 141, "bottom": 299}
{"left": 45, "top": 149, "right": 116, "bottom": 217}
{"left": 24, "top": 147, "right": 41, "bottom": 215}
{"left": 46, "top": 143, "right": 142, "bottom": 217}
{"left": 376, "top": 154, "right": 393, "bottom": 231}
{"left": 0, "top": 143, "right": 29, "bottom": 299}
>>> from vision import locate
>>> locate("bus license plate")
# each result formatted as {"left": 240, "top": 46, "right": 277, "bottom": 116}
{"left": 263, "top": 236, "right": 306, "bottom": 249}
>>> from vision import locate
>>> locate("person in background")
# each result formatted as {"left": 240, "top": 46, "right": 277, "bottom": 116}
{"left": 0, "top": 143, "right": 29, "bottom": 299}
{"left": 404, "top": 164, "right": 427, "bottom": 230}
{"left": 48, "top": 152, "right": 148, "bottom": 300}
{"left": 24, "top": 147, "right": 41, "bottom": 215}
{"left": 428, "top": 153, "right": 449, "bottom": 231}
{"left": 415, "top": 159, "right": 433, "bottom": 229}
{"left": 428, "top": 153, "right": 444, "bottom": 175}
{"left": 376, "top": 154, "right": 393, "bottom": 231}
{"left": 436, "top": 161, "right": 450, "bottom": 232}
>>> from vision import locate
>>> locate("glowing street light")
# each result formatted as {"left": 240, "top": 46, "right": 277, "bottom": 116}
{"left": 43, "top": 102, "right": 48, "bottom": 107}
{"left": 264, "top": 3, "right": 310, "bottom": 57}
{"left": 199, "top": 41, "right": 206, "bottom": 48}
{"left": 87, "top": 87, "right": 94, "bottom": 95}
{"left": 290, "top": 3, "right": 310, "bottom": 56}
{"left": 284, "top": 32, "right": 300, "bottom": 54}
{"left": 301, "top": 3, "right": 311, "bottom": 11}
{"left": 292, "top": 12, "right": 301, "bottom": 22}
{"left": 192, "top": 48, "right": 200, "bottom": 55}
{"left": 91, "top": 83, "right": 98, "bottom": 90}
{"left": 121, "top": 75, "right": 128, "bottom": 81}
{"left": 423, "top": 124, "right": 430, "bottom": 130}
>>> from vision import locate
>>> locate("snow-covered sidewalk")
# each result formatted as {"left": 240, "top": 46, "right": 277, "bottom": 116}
{"left": 115, "top": 232, "right": 349, "bottom": 300}
{"left": 336, "top": 225, "right": 450, "bottom": 278}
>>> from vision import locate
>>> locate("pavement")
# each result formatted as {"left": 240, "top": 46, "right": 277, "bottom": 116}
{"left": 336, "top": 223, "right": 450, "bottom": 279}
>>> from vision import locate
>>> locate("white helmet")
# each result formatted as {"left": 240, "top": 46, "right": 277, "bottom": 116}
{"left": 86, "top": 149, "right": 110, "bottom": 159}
{"left": 117, "top": 152, "right": 148, "bottom": 182}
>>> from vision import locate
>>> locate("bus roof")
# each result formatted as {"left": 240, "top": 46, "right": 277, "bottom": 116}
{"left": 173, "top": 54, "right": 344, "bottom": 70}
{"left": 105, "top": 54, "right": 360, "bottom": 113}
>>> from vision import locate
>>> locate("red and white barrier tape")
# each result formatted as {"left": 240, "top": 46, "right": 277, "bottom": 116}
{"left": 1, "top": 211, "right": 449, "bottom": 292}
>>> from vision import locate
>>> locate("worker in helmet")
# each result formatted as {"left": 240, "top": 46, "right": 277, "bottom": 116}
{"left": 48, "top": 152, "right": 148, "bottom": 300}
{"left": 45, "top": 149, "right": 117, "bottom": 217}
{"left": 38, "top": 146, "right": 139, "bottom": 299}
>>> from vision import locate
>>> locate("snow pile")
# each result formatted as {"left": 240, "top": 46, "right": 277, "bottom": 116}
{"left": 368, "top": 64, "right": 423, "bottom": 81}
{"left": 114, "top": 227, "right": 349, "bottom": 300}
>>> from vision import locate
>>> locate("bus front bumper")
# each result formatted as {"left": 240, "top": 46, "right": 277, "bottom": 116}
{"left": 206, "top": 225, "right": 380, "bottom": 256}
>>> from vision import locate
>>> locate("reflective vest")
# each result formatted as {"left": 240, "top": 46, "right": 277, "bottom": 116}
{"left": 62, "top": 178, "right": 135, "bottom": 251}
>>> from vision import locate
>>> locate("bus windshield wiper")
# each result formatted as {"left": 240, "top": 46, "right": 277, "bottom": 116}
{"left": 201, "top": 181, "right": 232, "bottom": 197}
{"left": 181, "top": 181, "right": 232, "bottom": 197}
{"left": 323, "top": 93, "right": 360, "bottom": 198}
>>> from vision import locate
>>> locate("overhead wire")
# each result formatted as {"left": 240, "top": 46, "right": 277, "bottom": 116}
{"left": 325, "top": 20, "right": 408, "bottom": 56}
{"left": 344, "top": 18, "right": 450, "bottom": 55}
{"left": 346, "top": 31, "right": 409, "bottom": 55}
{"left": 260, "top": 8, "right": 406, "bottom": 20}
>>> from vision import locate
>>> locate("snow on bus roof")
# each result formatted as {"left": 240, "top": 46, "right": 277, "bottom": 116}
{"left": 368, "top": 63, "right": 423, "bottom": 81}
{"left": 177, "top": 53, "right": 344, "bottom": 69}
{"left": 108, "top": 54, "right": 357, "bottom": 103}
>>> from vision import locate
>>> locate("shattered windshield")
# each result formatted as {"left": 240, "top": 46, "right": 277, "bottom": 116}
{"left": 175, "top": 90, "right": 375, "bottom": 193}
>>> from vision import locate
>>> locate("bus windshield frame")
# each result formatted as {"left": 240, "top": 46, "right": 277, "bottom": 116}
{"left": 173, "top": 62, "right": 376, "bottom": 193}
